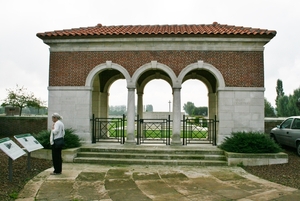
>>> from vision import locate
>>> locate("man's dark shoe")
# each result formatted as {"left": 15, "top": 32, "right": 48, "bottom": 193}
{"left": 50, "top": 172, "right": 61, "bottom": 175}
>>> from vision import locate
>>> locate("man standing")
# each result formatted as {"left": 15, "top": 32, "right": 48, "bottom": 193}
{"left": 50, "top": 113, "right": 65, "bottom": 175}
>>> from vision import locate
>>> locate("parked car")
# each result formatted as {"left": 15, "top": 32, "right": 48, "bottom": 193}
{"left": 270, "top": 116, "right": 300, "bottom": 156}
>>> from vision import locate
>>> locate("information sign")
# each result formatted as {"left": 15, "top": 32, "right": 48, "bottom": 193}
{"left": 0, "top": 137, "right": 26, "bottom": 160}
{"left": 14, "top": 134, "right": 44, "bottom": 152}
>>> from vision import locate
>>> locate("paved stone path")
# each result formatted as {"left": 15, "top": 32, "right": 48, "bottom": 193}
{"left": 16, "top": 163, "right": 300, "bottom": 201}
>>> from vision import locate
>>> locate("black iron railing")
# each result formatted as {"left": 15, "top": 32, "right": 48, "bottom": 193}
{"left": 182, "top": 115, "right": 218, "bottom": 146}
{"left": 91, "top": 114, "right": 125, "bottom": 144}
{"left": 137, "top": 115, "right": 171, "bottom": 145}
{"left": 91, "top": 114, "right": 217, "bottom": 146}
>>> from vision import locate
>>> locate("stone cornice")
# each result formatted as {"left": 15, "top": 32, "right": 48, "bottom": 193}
{"left": 42, "top": 37, "right": 270, "bottom": 52}
{"left": 48, "top": 86, "right": 93, "bottom": 91}
{"left": 218, "top": 87, "right": 265, "bottom": 92}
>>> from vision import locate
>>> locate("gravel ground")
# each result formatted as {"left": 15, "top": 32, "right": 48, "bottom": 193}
{"left": 0, "top": 151, "right": 52, "bottom": 201}
{"left": 0, "top": 147, "right": 299, "bottom": 201}
{"left": 243, "top": 146, "right": 300, "bottom": 189}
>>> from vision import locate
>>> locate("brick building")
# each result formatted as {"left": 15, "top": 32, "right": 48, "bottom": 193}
{"left": 37, "top": 22, "right": 276, "bottom": 144}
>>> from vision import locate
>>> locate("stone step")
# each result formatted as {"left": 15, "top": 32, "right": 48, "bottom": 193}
{"left": 79, "top": 147, "right": 224, "bottom": 155}
{"left": 77, "top": 152, "right": 226, "bottom": 161}
{"left": 73, "top": 157, "right": 228, "bottom": 166}
{"left": 74, "top": 146, "right": 228, "bottom": 166}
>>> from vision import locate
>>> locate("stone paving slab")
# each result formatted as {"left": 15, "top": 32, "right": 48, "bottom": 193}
{"left": 16, "top": 163, "right": 300, "bottom": 201}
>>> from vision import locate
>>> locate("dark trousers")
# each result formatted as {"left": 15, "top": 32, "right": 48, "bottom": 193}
{"left": 52, "top": 147, "right": 62, "bottom": 173}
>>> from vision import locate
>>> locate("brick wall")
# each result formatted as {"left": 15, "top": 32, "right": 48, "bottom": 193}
{"left": 0, "top": 116, "right": 47, "bottom": 138}
{"left": 49, "top": 51, "right": 264, "bottom": 87}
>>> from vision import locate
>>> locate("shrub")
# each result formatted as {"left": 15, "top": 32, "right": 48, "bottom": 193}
{"left": 33, "top": 128, "right": 81, "bottom": 149}
{"left": 219, "top": 131, "right": 282, "bottom": 153}
{"left": 192, "top": 117, "right": 207, "bottom": 127}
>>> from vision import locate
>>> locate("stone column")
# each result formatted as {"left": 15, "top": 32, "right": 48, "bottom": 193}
{"left": 92, "top": 90, "right": 100, "bottom": 117}
{"left": 171, "top": 87, "right": 182, "bottom": 145}
{"left": 126, "top": 87, "right": 136, "bottom": 144}
{"left": 208, "top": 92, "right": 217, "bottom": 119}
{"left": 99, "top": 92, "right": 108, "bottom": 118}
{"left": 137, "top": 92, "right": 144, "bottom": 119}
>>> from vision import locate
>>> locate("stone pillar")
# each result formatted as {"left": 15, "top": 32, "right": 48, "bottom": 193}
{"left": 126, "top": 87, "right": 136, "bottom": 144}
{"left": 208, "top": 92, "right": 217, "bottom": 119}
{"left": 171, "top": 87, "right": 181, "bottom": 145}
{"left": 99, "top": 92, "right": 108, "bottom": 118}
{"left": 92, "top": 90, "right": 100, "bottom": 117}
{"left": 137, "top": 92, "right": 144, "bottom": 119}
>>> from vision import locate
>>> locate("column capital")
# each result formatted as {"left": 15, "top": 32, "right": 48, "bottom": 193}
{"left": 172, "top": 87, "right": 181, "bottom": 90}
{"left": 127, "top": 87, "right": 135, "bottom": 91}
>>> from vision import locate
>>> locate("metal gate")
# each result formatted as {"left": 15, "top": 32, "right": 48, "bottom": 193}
{"left": 91, "top": 114, "right": 217, "bottom": 145}
{"left": 91, "top": 114, "right": 125, "bottom": 144}
{"left": 136, "top": 115, "right": 171, "bottom": 145}
{"left": 182, "top": 115, "right": 218, "bottom": 145}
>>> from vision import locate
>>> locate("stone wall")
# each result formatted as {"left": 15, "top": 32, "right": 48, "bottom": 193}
{"left": 264, "top": 117, "right": 286, "bottom": 134}
{"left": 0, "top": 116, "right": 47, "bottom": 138}
{"left": 142, "top": 112, "right": 185, "bottom": 119}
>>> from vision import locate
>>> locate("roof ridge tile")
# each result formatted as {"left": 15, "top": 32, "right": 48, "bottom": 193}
{"left": 36, "top": 22, "right": 276, "bottom": 38}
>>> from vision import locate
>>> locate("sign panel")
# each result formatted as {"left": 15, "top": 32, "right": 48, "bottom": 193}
{"left": 0, "top": 137, "right": 26, "bottom": 160}
{"left": 14, "top": 134, "right": 44, "bottom": 152}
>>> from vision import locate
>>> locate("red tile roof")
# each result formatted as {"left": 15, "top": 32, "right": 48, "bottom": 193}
{"left": 37, "top": 22, "right": 276, "bottom": 39}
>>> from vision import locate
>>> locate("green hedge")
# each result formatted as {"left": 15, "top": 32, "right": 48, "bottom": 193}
{"left": 33, "top": 128, "right": 81, "bottom": 149}
{"left": 219, "top": 131, "right": 282, "bottom": 153}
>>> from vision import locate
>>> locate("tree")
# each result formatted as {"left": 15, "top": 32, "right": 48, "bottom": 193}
{"left": 1, "top": 85, "right": 40, "bottom": 116}
{"left": 193, "top": 106, "right": 208, "bottom": 116}
{"left": 193, "top": 107, "right": 201, "bottom": 116}
{"left": 286, "top": 88, "right": 300, "bottom": 116}
{"left": 297, "top": 97, "right": 300, "bottom": 112}
{"left": 183, "top": 102, "right": 195, "bottom": 115}
{"left": 183, "top": 102, "right": 208, "bottom": 116}
{"left": 275, "top": 79, "right": 284, "bottom": 111}
{"left": 275, "top": 84, "right": 300, "bottom": 117}
{"left": 277, "top": 95, "right": 289, "bottom": 117}
{"left": 27, "top": 97, "right": 47, "bottom": 115}
{"left": 264, "top": 98, "right": 276, "bottom": 117}
{"left": 109, "top": 105, "right": 127, "bottom": 116}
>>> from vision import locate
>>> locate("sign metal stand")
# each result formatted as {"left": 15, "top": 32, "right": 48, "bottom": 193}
{"left": 14, "top": 134, "right": 44, "bottom": 170}
{"left": 0, "top": 137, "right": 26, "bottom": 181}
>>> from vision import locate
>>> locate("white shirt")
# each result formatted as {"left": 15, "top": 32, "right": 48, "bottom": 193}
{"left": 50, "top": 120, "right": 65, "bottom": 145}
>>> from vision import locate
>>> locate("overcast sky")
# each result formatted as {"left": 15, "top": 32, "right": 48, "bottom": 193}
{"left": 1, "top": 0, "right": 300, "bottom": 112}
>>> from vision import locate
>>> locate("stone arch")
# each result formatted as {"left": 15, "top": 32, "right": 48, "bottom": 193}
{"left": 85, "top": 61, "right": 131, "bottom": 88}
{"left": 182, "top": 74, "right": 212, "bottom": 93}
{"left": 178, "top": 61, "right": 225, "bottom": 120}
{"left": 132, "top": 61, "right": 176, "bottom": 119}
{"left": 137, "top": 73, "right": 172, "bottom": 94}
{"left": 132, "top": 61, "right": 178, "bottom": 88}
{"left": 103, "top": 74, "right": 125, "bottom": 94}
{"left": 178, "top": 60, "right": 225, "bottom": 89}
{"left": 86, "top": 61, "right": 131, "bottom": 119}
